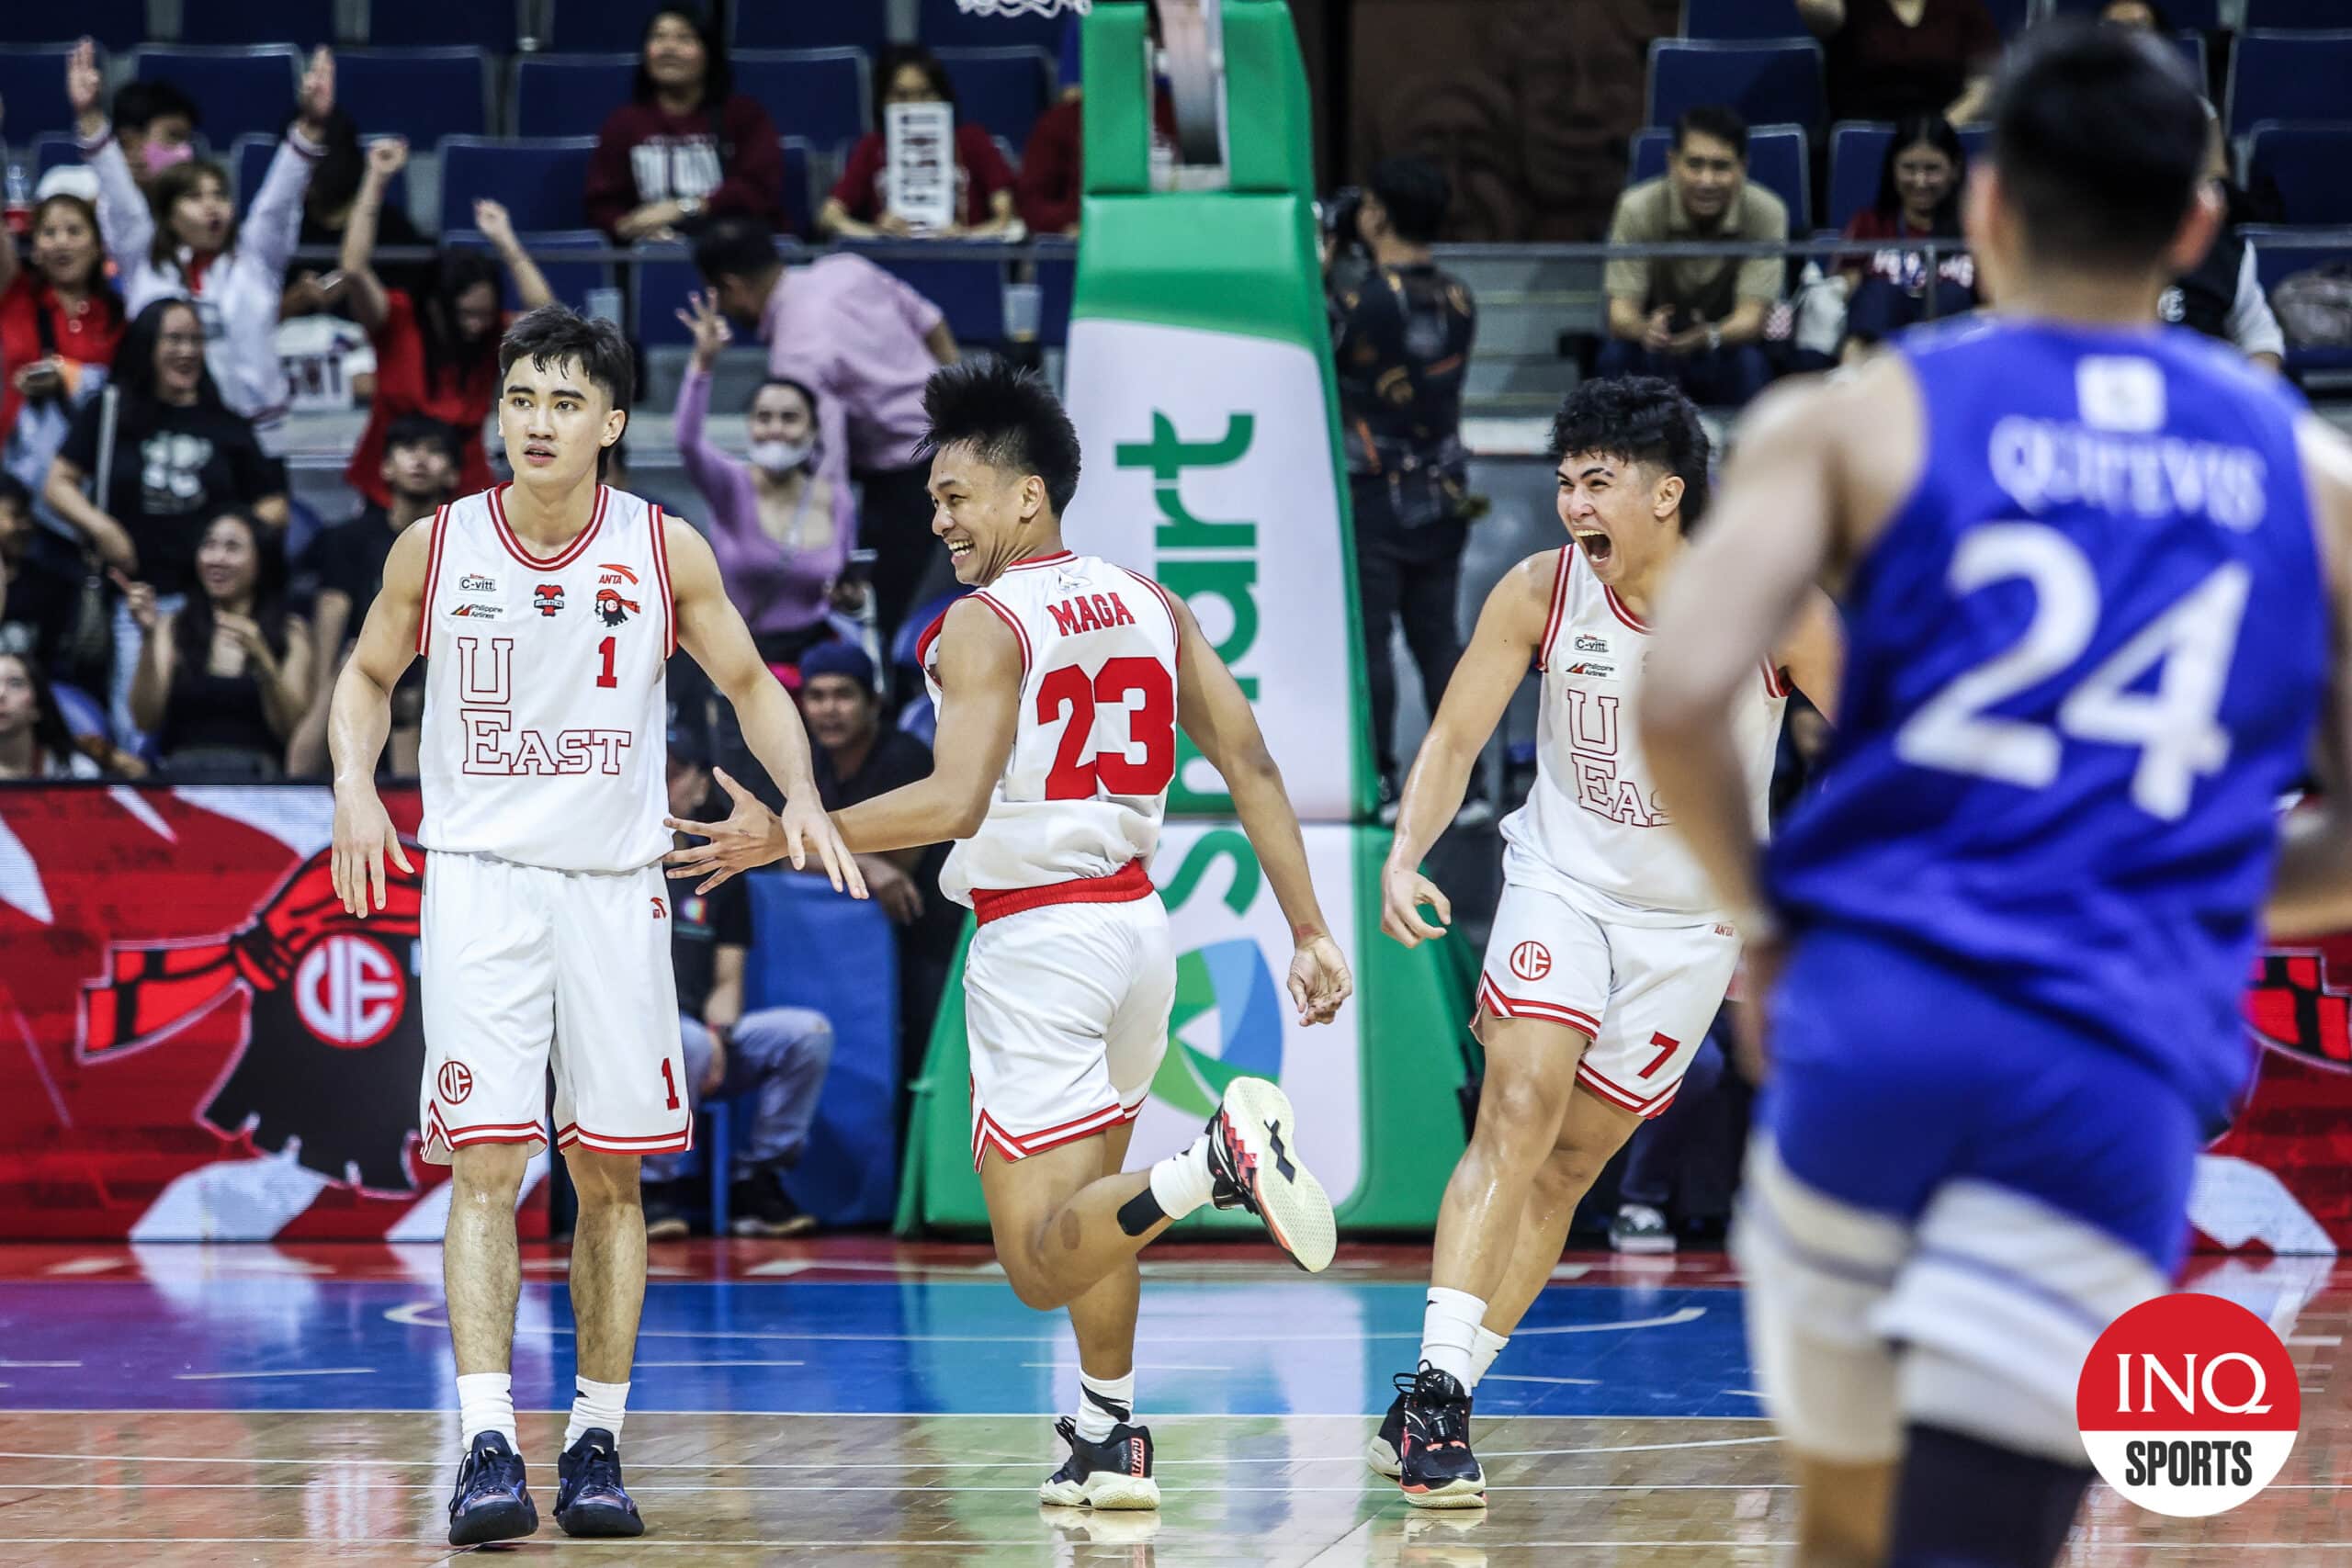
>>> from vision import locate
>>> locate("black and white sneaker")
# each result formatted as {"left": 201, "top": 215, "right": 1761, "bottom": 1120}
{"left": 1609, "top": 1201, "right": 1677, "bottom": 1254}
{"left": 446, "top": 1430, "right": 537, "bottom": 1546}
{"left": 553, "top": 1427, "right": 644, "bottom": 1538}
{"left": 1204, "top": 1076, "right": 1335, "bottom": 1273}
{"left": 1038, "top": 1416, "right": 1159, "bottom": 1510}
{"left": 1395, "top": 1364, "right": 1486, "bottom": 1508}
{"left": 1366, "top": 1384, "right": 1408, "bottom": 1479}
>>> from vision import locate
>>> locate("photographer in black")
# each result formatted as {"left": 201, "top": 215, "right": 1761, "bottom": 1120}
{"left": 1327, "top": 157, "right": 1484, "bottom": 824}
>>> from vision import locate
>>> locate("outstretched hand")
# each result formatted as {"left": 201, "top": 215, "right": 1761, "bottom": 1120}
{"left": 1287, "top": 935, "right": 1354, "bottom": 1026}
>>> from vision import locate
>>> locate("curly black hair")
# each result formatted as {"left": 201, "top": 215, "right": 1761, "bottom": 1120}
{"left": 1548, "top": 376, "right": 1712, "bottom": 527}
{"left": 916, "top": 358, "right": 1082, "bottom": 515}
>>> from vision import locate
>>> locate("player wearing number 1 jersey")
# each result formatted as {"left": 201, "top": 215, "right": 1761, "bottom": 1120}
{"left": 1642, "top": 24, "right": 2352, "bottom": 1568}
{"left": 670, "top": 361, "right": 1354, "bottom": 1509}
{"left": 325, "top": 307, "right": 860, "bottom": 1548}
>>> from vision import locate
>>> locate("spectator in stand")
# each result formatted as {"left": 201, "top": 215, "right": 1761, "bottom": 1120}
{"left": 0, "top": 473, "right": 84, "bottom": 674}
{"left": 1598, "top": 107, "right": 1784, "bottom": 406}
{"left": 124, "top": 508, "right": 311, "bottom": 779}
{"left": 339, "top": 139, "right": 554, "bottom": 508}
{"left": 1016, "top": 17, "right": 1180, "bottom": 235}
{"left": 802, "top": 641, "right": 959, "bottom": 1085}
{"left": 35, "top": 78, "right": 202, "bottom": 206}
{"left": 673, "top": 290, "right": 854, "bottom": 667}
{"left": 2163, "top": 107, "right": 2285, "bottom": 374}
{"left": 278, "top": 109, "right": 429, "bottom": 409}
{"left": 644, "top": 721, "right": 837, "bottom": 1239}
{"left": 586, "top": 5, "right": 786, "bottom": 243}
{"left": 45, "top": 298, "right": 288, "bottom": 743}
{"left": 286, "top": 414, "right": 458, "bottom": 778}
{"left": 0, "top": 193, "right": 125, "bottom": 524}
{"left": 820, "top": 46, "right": 1018, "bottom": 240}
{"left": 0, "top": 650, "right": 106, "bottom": 779}
{"left": 1837, "top": 114, "right": 1978, "bottom": 361}
{"left": 694, "top": 217, "right": 958, "bottom": 652}
{"left": 2098, "top": 0, "right": 2168, "bottom": 28}
{"left": 1800, "top": 0, "right": 2001, "bottom": 125}
{"left": 69, "top": 39, "right": 338, "bottom": 464}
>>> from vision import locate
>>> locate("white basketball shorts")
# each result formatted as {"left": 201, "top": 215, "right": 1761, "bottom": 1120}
{"left": 963, "top": 892, "right": 1176, "bottom": 1171}
{"left": 417, "top": 851, "right": 691, "bottom": 1163}
{"left": 1475, "top": 879, "right": 1741, "bottom": 1117}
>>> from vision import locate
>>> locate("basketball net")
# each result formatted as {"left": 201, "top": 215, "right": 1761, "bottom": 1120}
{"left": 956, "top": 0, "right": 1228, "bottom": 182}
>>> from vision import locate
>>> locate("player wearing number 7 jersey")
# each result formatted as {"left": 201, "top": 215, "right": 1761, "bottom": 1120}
{"left": 669, "top": 360, "right": 1354, "bottom": 1510}
{"left": 1641, "top": 23, "right": 2352, "bottom": 1568}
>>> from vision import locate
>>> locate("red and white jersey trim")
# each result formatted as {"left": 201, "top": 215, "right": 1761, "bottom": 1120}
{"left": 416, "top": 503, "right": 453, "bottom": 656}
{"left": 488, "top": 482, "right": 606, "bottom": 571}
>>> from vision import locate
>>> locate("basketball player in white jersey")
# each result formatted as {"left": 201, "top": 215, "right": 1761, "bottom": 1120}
{"left": 1369, "top": 378, "right": 1841, "bottom": 1506}
{"left": 324, "top": 306, "right": 861, "bottom": 1547}
{"left": 670, "top": 360, "right": 1354, "bottom": 1509}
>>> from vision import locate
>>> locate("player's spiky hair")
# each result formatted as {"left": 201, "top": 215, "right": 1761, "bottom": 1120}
{"left": 1549, "top": 376, "right": 1713, "bottom": 528}
{"left": 916, "top": 358, "right": 1083, "bottom": 515}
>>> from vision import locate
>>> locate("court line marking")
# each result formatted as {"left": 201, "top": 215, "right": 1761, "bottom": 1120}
{"left": 2289, "top": 1334, "right": 2343, "bottom": 1346}
{"left": 1479, "top": 1373, "right": 1600, "bottom": 1387}
{"left": 172, "top": 1368, "right": 376, "bottom": 1382}
{"left": 632, "top": 1360, "right": 806, "bottom": 1368}
{"left": 0, "top": 1362, "right": 78, "bottom": 1370}
{"left": 1020, "top": 1361, "right": 1232, "bottom": 1371}
{"left": 40, "top": 1259, "right": 123, "bottom": 1276}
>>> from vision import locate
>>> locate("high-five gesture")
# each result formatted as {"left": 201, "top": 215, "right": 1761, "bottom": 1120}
{"left": 664, "top": 767, "right": 865, "bottom": 898}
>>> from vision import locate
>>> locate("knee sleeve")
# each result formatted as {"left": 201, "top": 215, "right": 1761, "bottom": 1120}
{"left": 1889, "top": 1423, "right": 2092, "bottom": 1568}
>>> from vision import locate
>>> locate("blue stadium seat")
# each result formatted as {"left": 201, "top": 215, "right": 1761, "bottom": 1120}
{"left": 630, "top": 250, "right": 707, "bottom": 347}
{"left": 735, "top": 50, "right": 873, "bottom": 148}
{"left": 850, "top": 247, "right": 1006, "bottom": 344}
{"left": 2052, "top": 0, "right": 2222, "bottom": 26}
{"left": 132, "top": 47, "right": 306, "bottom": 146}
{"left": 1824, "top": 119, "right": 1989, "bottom": 233}
{"left": 2172, "top": 30, "right": 2210, "bottom": 87}
{"left": 1980, "top": 0, "right": 2034, "bottom": 37}
{"left": 0, "top": 49, "right": 80, "bottom": 146}
{"left": 1680, "top": 0, "right": 1808, "bottom": 40}
{"left": 782, "top": 136, "right": 816, "bottom": 236}
{"left": 920, "top": 0, "right": 1063, "bottom": 52}
{"left": 734, "top": 3, "right": 890, "bottom": 53}
{"left": 936, "top": 47, "right": 1052, "bottom": 148}
{"left": 31, "top": 132, "right": 82, "bottom": 182}
{"left": 363, "top": 0, "right": 519, "bottom": 52}
{"left": 2227, "top": 31, "right": 2352, "bottom": 138}
{"left": 512, "top": 54, "right": 636, "bottom": 140}
{"left": 2244, "top": 227, "right": 2352, "bottom": 378}
{"left": 1628, "top": 122, "right": 1812, "bottom": 232}
{"left": 542, "top": 0, "right": 659, "bottom": 52}
{"left": 0, "top": 0, "right": 141, "bottom": 50}
{"left": 1035, "top": 247, "right": 1075, "bottom": 346}
{"left": 2245, "top": 0, "right": 2352, "bottom": 28}
{"left": 1646, "top": 39, "right": 1825, "bottom": 132}
{"left": 2247, "top": 123, "right": 2352, "bottom": 226}
{"left": 233, "top": 131, "right": 408, "bottom": 216}
{"left": 179, "top": 0, "right": 339, "bottom": 50}
{"left": 337, "top": 50, "right": 489, "bottom": 146}
{"left": 447, "top": 227, "right": 614, "bottom": 315}
{"left": 436, "top": 136, "right": 599, "bottom": 234}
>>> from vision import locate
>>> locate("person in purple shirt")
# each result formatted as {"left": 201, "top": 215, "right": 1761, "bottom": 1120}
{"left": 673, "top": 290, "right": 855, "bottom": 665}
{"left": 692, "top": 219, "right": 958, "bottom": 650}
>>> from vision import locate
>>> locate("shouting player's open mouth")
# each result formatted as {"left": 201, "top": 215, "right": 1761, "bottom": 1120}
{"left": 520, "top": 442, "right": 559, "bottom": 468}
{"left": 1572, "top": 527, "right": 1612, "bottom": 564}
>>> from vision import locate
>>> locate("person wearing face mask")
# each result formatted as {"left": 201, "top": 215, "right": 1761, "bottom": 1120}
{"left": 34, "top": 79, "right": 203, "bottom": 208}
{"left": 0, "top": 193, "right": 126, "bottom": 527}
{"left": 68, "top": 38, "right": 336, "bottom": 468}
{"left": 673, "top": 289, "right": 855, "bottom": 667}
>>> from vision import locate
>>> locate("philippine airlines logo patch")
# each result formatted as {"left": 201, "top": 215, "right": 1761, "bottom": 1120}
{"left": 2076, "top": 1292, "right": 2299, "bottom": 1517}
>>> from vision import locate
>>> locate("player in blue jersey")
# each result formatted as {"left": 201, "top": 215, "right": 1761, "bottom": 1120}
{"left": 1639, "top": 21, "right": 2352, "bottom": 1568}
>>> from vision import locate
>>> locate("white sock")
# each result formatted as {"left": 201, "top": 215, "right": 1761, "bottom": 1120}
{"left": 1419, "top": 1287, "right": 1487, "bottom": 1386}
{"left": 1469, "top": 1325, "right": 1510, "bottom": 1390}
{"left": 1073, "top": 1369, "right": 1136, "bottom": 1443}
{"left": 1147, "top": 1135, "right": 1216, "bottom": 1222}
{"left": 456, "top": 1371, "right": 518, "bottom": 1450}
{"left": 565, "top": 1377, "right": 630, "bottom": 1449}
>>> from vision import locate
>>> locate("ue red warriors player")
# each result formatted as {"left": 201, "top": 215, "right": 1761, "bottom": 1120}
{"left": 1370, "top": 378, "right": 1841, "bottom": 1506}
{"left": 670, "top": 360, "right": 1354, "bottom": 1510}
{"left": 326, "top": 306, "right": 860, "bottom": 1547}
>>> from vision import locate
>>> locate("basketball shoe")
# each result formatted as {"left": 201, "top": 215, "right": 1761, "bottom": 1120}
{"left": 1037, "top": 1416, "right": 1159, "bottom": 1509}
{"left": 1366, "top": 1385, "right": 1408, "bottom": 1479}
{"left": 1204, "top": 1077, "right": 1336, "bottom": 1273}
{"left": 1395, "top": 1364, "right": 1487, "bottom": 1508}
{"left": 446, "top": 1430, "right": 537, "bottom": 1545}
{"left": 554, "top": 1427, "right": 645, "bottom": 1537}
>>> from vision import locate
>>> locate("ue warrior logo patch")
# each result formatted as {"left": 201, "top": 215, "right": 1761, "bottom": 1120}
{"left": 534, "top": 584, "right": 566, "bottom": 617}
{"left": 596, "top": 588, "right": 639, "bottom": 626}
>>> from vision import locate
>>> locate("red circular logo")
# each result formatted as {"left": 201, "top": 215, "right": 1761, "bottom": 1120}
{"left": 2076, "top": 1292, "right": 2301, "bottom": 1517}
{"left": 437, "top": 1061, "right": 474, "bottom": 1105}
{"left": 1510, "top": 941, "right": 1553, "bottom": 982}
{"left": 293, "top": 934, "right": 406, "bottom": 1049}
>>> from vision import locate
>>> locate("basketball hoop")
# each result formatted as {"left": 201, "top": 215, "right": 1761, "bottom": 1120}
{"left": 954, "top": 0, "right": 1091, "bottom": 15}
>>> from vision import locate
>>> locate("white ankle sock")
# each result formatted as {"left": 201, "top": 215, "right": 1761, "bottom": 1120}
{"left": 1147, "top": 1136, "right": 1216, "bottom": 1222}
{"left": 565, "top": 1377, "right": 629, "bottom": 1449}
{"left": 456, "top": 1371, "right": 518, "bottom": 1450}
{"left": 1074, "top": 1369, "right": 1136, "bottom": 1443}
{"left": 1419, "top": 1287, "right": 1487, "bottom": 1386}
{"left": 1469, "top": 1325, "right": 1510, "bottom": 1390}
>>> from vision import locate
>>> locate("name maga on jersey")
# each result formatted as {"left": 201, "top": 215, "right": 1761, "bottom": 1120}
{"left": 1046, "top": 592, "right": 1141, "bottom": 637}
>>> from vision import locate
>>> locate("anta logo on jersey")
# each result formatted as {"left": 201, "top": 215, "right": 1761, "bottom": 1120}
{"left": 1046, "top": 592, "right": 1140, "bottom": 637}
{"left": 597, "top": 562, "right": 639, "bottom": 586}
{"left": 455, "top": 636, "right": 636, "bottom": 776}
{"left": 1574, "top": 634, "right": 1609, "bottom": 653}
{"left": 595, "top": 588, "right": 639, "bottom": 626}
{"left": 534, "top": 584, "right": 565, "bottom": 616}
{"left": 459, "top": 573, "right": 497, "bottom": 592}
{"left": 1566, "top": 688, "right": 1668, "bottom": 828}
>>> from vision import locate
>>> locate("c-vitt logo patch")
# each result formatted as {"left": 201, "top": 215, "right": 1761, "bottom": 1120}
{"left": 2076, "top": 1292, "right": 2299, "bottom": 1517}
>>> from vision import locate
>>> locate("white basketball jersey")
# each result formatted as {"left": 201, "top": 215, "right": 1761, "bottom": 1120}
{"left": 920, "top": 550, "right": 1181, "bottom": 908}
{"left": 416, "top": 484, "right": 674, "bottom": 874}
{"left": 1499, "top": 546, "right": 1787, "bottom": 925}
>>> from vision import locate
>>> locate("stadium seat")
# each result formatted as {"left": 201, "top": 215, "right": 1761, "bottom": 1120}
{"left": 336, "top": 50, "right": 490, "bottom": 146}
{"left": 233, "top": 130, "right": 408, "bottom": 215}
{"left": 178, "top": 0, "right": 340, "bottom": 51}
{"left": 735, "top": 50, "right": 873, "bottom": 148}
{"left": 436, "top": 136, "right": 599, "bottom": 234}
{"left": 0, "top": 49, "right": 81, "bottom": 146}
{"left": 2245, "top": 0, "right": 2352, "bottom": 28}
{"left": 2227, "top": 31, "right": 2352, "bottom": 138}
{"left": 1646, "top": 39, "right": 1825, "bottom": 132}
{"left": 30, "top": 132, "right": 82, "bottom": 182}
{"left": 2244, "top": 226, "right": 2352, "bottom": 379}
{"left": 1824, "top": 119, "right": 1989, "bottom": 233}
{"left": 782, "top": 136, "right": 817, "bottom": 236}
{"left": 446, "top": 227, "right": 615, "bottom": 316}
{"left": 1628, "top": 122, "right": 1812, "bottom": 233}
{"left": 512, "top": 54, "right": 637, "bottom": 140}
{"left": 849, "top": 247, "right": 1007, "bottom": 344}
{"left": 936, "top": 48, "right": 1053, "bottom": 148}
{"left": 2247, "top": 123, "right": 2352, "bottom": 227}
{"left": 132, "top": 47, "right": 307, "bottom": 146}
{"left": 630, "top": 249, "right": 707, "bottom": 347}
{"left": 0, "top": 0, "right": 141, "bottom": 51}
{"left": 542, "top": 0, "right": 660, "bottom": 51}
{"left": 1980, "top": 0, "right": 2035, "bottom": 37}
{"left": 363, "top": 0, "right": 520, "bottom": 52}
{"left": 920, "top": 0, "right": 1064, "bottom": 53}
{"left": 2052, "top": 0, "right": 2222, "bottom": 26}
{"left": 1680, "top": 0, "right": 1808, "bottom": 40}
{"left": 734, "top": 3, "right": 890, "bottom": 54}
{"left": 1035, "top": 247, "right": 1076, "bottom": 346}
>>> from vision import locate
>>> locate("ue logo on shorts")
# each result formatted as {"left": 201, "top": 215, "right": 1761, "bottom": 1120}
{"left": 2075, "top": 1292, "right": 2300, "bottom": 1517}
{"left": 294, "top": 933, "right": 406, "bottom": 1049}
{"left": 437, "top": 1061, "right": 474, "bottom": 1104}
{"left": 1510, "top": 941, "right": 1552, "bottom": 983}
